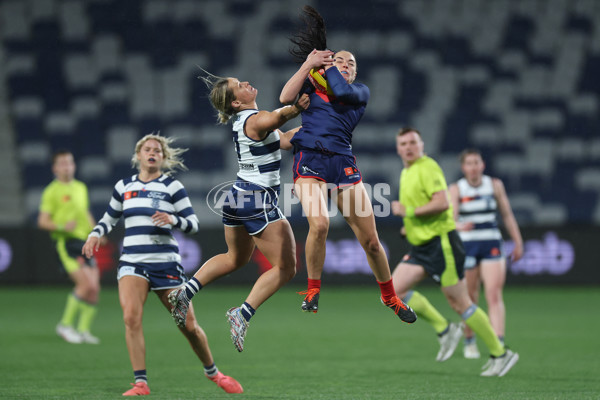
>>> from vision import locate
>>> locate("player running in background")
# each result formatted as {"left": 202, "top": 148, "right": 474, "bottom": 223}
{"left": 449, "top": 148, "right": 523, "bottom": 359}
{"left": 38, "top": 150, "right": 100, "bottom": 345}
{"left": 168, "top": 73, "right": 309, "bottom": 352}
{"left": 279, "top": 6, "right": 416, "bottom": 323}
{"left": 391, "top": 128, "right": 519, "bottom": 376}
{"left": 82, "top": 134, "right": 242, "bottom": 396}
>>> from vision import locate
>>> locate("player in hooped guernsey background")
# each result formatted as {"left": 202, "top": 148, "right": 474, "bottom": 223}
{"left": 83, "top": 134, "right": 242, "bottom": 396}
{"left": 449, "top": 149, "right": 523, "bottom": 360}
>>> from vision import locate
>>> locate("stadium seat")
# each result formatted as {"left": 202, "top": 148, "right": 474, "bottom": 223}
{"left": 4, "top": 0, "right": 598, "bottom": 224}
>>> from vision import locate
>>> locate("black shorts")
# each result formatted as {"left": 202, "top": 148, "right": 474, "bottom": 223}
{"left": 402, "top": 230, "right": 465, "bottom": 287}
{"left": 57, "top": 238, "right": 96, "bottom": 273}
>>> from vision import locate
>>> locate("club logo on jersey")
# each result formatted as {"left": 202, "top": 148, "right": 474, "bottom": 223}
{"left": 124, "top": 191, "right": 139, "bottom": 200}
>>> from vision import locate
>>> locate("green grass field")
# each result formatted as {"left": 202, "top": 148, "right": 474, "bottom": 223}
{"left": 1, "top": 285, "right": 599, "bottom": 399}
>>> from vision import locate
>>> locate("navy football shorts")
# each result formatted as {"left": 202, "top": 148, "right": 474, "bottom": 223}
{"left": 221, "top": 180, "right": 284, "bottom": 235}
{"left": 462, "top": 239, "right": 504, "bottom": 269}
{"left": 293, "top": 149, "right": 362, "bottom": 188}
{"left": 117, "top": 261, "right": 187, "bottom": 290}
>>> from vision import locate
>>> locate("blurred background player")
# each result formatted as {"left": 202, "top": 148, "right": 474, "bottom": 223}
{"left": 169, "top": 72, "right": 308, "bottom": 352}
{"left": 38, "top": 150, "right": 100, "bottom": 345}
{"left": 449, "top": 149, "right": 523, "bottom": 359}
{"left": 279, "top": 6, "right": 416, "bottom": 323}
{"left": 82, "top": 134, "right": 242, "bottom": 396}
{"left": 391, "top": 128, "right": 519, "bottom": 377}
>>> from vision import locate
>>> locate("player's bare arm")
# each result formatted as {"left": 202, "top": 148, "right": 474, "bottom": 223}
{"left": 493, "top": 178, "right": 523, "bottom": 261}
{"left": 280, "top": 49, "right": 334, "bottom": 104}
{"left": 245, "top": 94, "right": 309, "bottom": 140}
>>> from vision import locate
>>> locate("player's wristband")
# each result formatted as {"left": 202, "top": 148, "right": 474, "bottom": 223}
{"left": 405, "top": 206, "right": 416, "bottom": 218}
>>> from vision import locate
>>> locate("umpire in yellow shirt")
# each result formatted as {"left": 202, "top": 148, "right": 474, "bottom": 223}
{"left": 390, "top": 128, "right": 519, "bottom": 377}
{"left": 38, "top": 150, "right": 100, "bottom": 344}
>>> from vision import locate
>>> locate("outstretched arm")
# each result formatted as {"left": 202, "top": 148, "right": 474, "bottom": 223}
{"left": 246, "top": 94, "right": 309, "bottom": 140}
{"left": 280, "top": 49, "right": 334, "bottom": 104}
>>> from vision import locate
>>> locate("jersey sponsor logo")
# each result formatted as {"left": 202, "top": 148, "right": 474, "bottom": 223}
{"left": 301, "top": 165, "right": 319, "bottom": 176}
{"left": 491, "top": 247, "right": 500, "bottom": 256}
{"left": 61, "top": 195, "right": 71, "bottom": 203}
{"left": 147, "top": 191, "right": 166, "bottom": 200}
{"left": 239, "top": 163, "right": 255, "bottom": 171}
{"left": 344, "top": 167, "right": 354, "bottom": 176}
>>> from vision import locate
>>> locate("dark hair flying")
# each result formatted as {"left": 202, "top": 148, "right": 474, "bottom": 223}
{"left": 289, "top": 5, "right": 328, "bottom": 63}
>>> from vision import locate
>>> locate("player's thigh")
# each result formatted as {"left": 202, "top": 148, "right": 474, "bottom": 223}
{"left": 464, "top": 267, "right": 481, "bottom": 294}
{"left": 337, "top": 183, "right": 379, "bottom": 242}
{"left": 118, "top": 275, "right": 150, "bottom": 314}
{"left": 392, "top": 262, "right": 427, "bottom": 297}
{"left": 480, "top": 258, "right": 506, "bottom": 293}
{"left": 294, "top": 178, "right": 330, "bottom": 221}
{"left": 252, "top": 220, "right": 296, "bottom": 269}
{"left": 337, "top": 181, "right": 374, "bottom": 220}
{"left": 79, "top": 264, "right": 100, "bottom": 287}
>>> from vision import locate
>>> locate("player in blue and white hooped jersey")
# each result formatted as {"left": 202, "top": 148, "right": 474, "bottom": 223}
{"left": 168, "top": 72, "right": 309, "bottom": 352}
{"left": 82, "top": 134, "right": 242, "bottom": 395}
{"left": 449, "top": 149, "right": 523, "bottom": 360}
{"left": 278, "top": 6, "right": 416, "bottom": 323}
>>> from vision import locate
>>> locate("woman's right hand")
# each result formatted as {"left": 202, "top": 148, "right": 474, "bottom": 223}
{"left": 305, "top": 49, "right": 334, "bottom": 70}
{"left": 82, "top": 236, "right": 101, "bottom": 259}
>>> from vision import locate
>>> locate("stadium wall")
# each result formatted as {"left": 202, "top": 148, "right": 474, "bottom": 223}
{"left": 0, "top": 226, "right": 598, "bottom": 286}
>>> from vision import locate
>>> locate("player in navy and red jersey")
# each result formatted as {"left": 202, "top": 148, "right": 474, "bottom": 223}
{"left": 287, "top": 56, "right": 369, "bottom": 157}
{"left": 279, "top": 6, "right": 416, "bottom": 324}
